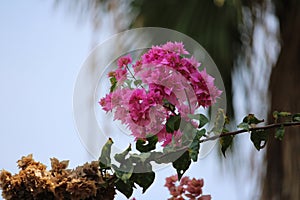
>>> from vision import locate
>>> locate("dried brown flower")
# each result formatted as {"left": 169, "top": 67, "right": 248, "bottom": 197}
{"left": 0, "top": 154, "right": 116, "bottom": 200}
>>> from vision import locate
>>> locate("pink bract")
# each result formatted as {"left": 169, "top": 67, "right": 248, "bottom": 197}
{"left": 100, "top": 41, "right": 221, "bottom": 146}
{"left": 165, "top": 175, "right": 211, "bottom": 200}
{"left": 117, "top": 54, "right": 132, "bottom": 68}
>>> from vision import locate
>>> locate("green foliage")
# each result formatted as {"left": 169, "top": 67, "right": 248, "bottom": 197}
{"left": 220, "top": 133, "right": 234, "bottom": 157}
{"left": 275, "top": 126, "right": 285, "bottom": 140}
{"left": 188, "top": 113, "right": 209, "bottom": 128}
{"left": 242, "top": 114, "right": 264, "bottom": 126}
{"left": 273, "top": 111, "right": 291, "bottom": 118}
{"left": 97, "top": 111, "right": 300, "bottom": 198}
{"left": 111, "top": 142, "right": 157, "bottom": 197}
{"left": 114, "top": 144, "right": 131, "bottom": 163}
{"left": 273, "top": 111, "right": 292, "bottom": 123}
{"left": 136, "top": 135, "right": 158, "bottom": 153}
{"left": 124, "top": 79, "right": 133, "bottom": 89}
{"left": 112, "top": 145, "right": 135, "bottom": 183}
{"left": 189, "top": 129, "right": 205, "bottom": 161}
{"left": 134, "top": 79, "right": 142, "bottom": 86}
{"left": 292, "top": 113, "right": 300, "bottom": 122}
{"left": 237, "top": 114, "right": 263, "bottom": 132}
{"left": 98, "top": 138, "right": 113, "bottom": 169}
{"left": 250, "top": 130, "right": 268, "bottom": 151}
{"left": 237, "top": 114, "right": 267, "bottom": 151}
{"left": 112, "top": 163, "right": 134, "bottom": 183}
{"left": 211, "top": 109, "right": 226, "bottom": 134}
{"left": 113, "top": 160, "right": 155, "bottom": 195}
{"left": 172, "top": 151, "right": 191, "bottom": 180}
{"left": 109, "top": 76, "right": 117, "bottom": 92}
{"left": 163, "top": 99, "right": 176, "bottom": 113}
{"left": 166, "top": 115, "right": 181, "bottom": 133}
{"left": 237, "top": 122, "right": 250, "bottom": 131}
{"left": 115, "top": 178, "right": 135, "bottom": 199}
{"left": 151, "top": 150, "right": 183, "bottom": 165}
{"left": 130, "top": 162, "right": 155, "bottom": 193}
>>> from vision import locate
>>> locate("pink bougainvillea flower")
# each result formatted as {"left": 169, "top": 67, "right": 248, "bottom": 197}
{"left": 117, "top": 55, "right": 132, "bottom": 68}
{"left": 156, "top": 128, "right": 183, "bottom": 147}
{"left": 100, "top": 87, "right": 167, "bottom": 140}
{"left": 115, "top": 68, "right": 127, "bottom": 82}
{"left": 99, "top": 93, "right": 113, "bottom": 112}
{"left": 100, "top": 41, "right": 222, "bottom": 146}
{"left": 99, "top": 88, "right": 132, "bottom": 113}
{"left": 127, "top": 88, "right": 167, "bottom": 139}
{"left": 165, "top": 175, "right": 211, "bottom": 200}
{"left": 162, "top": 41, "right": 189, "bottom": 55}
{"left": 199, "top": 195, "right": 212, "bottom": 200}
{"left": 129, "top": 89, "right": 151, "bottom": 126}
{"left": 185, "top": 56, "right": 201, "bottom": 68}
{"left": 199, "top": 68, "right": 222, "bottom": 105}
{"left": 135, "top": 42, "right": 221, "bottom": 108}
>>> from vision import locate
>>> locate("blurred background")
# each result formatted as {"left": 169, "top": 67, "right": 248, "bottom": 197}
{"left": 1, "top": 0, "right": 299, "bottom": 199}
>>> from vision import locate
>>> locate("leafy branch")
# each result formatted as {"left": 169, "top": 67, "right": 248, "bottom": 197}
{"left": 218, "top": 111, "right": 300, "bottom": 156}
{"left": 97, "top": 111, "right": 300, "bottom": 198}
{"left": 200, "top": 121, "right": 300, "bottom": 143}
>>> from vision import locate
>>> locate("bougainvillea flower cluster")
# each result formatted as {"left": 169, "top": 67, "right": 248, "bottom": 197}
{"left": 165, "top": 175, "right": 211, "bottom": 200}
{"left": 100, "top": 42, "right": 221, "bottom": 146}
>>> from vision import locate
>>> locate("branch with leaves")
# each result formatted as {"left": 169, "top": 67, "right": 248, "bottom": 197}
{"left": 96, "top": 42, "right": 300, "bottom": 199}
{"left": 202, "top": 121, "right": 300, "bottom": 143}
{"left": 217, "top": 111, "right": 300, "bottom": 156}
{"left": 97, "top": 110, "right": 300, "bottom": 198}
{"left": 1, "top": 111, "right": 299, "bottom": 200}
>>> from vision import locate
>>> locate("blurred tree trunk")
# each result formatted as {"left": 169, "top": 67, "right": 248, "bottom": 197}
{"left": 262, "top": 1, "right": 300, "bottom": 199}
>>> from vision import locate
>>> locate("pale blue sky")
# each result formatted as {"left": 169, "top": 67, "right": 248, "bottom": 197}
{"left": 0, "top": 0, "right": 92, "bottom": 174}
{"left": 0, "top": 1, "right": 258, "bottom": 199}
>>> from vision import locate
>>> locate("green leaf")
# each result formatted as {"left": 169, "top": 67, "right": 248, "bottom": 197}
{"left": 273, "top": 111, "right": 292, "bottom": 123}
{"left": 189, "top": 129, "right": 205, "bottom": 162}
{"left": 243, "top": 114, "right": 264, "bottom": 125}
{"left": 188, "top": 114, "right": 209, "bottom": 128}
{"left": 275, "top": 126, "right": 285, "bottom": 140}
{"left": 292, "top": 113, "right": 300, "bottom": 122}
{"left": 163, "top": 99, "right": 176, "bottom": 112}
{"left": 114, "top": 144, "right": 131, "bottom": 163}
{"left": 134, "top": 79, "right": 142, "bottom": 86}
{"left": 273, "top": 111, "right": 279, "bottom": 122}
{"left": 109, "top": 76, "right": 117, "bottom": 92}
{"left": 131, "top": 171, "right": 155, "bottom": 193}
{"left": 130, "top": 163, "right": 155, "bottom": 193}
{"left": 224, "top": 115, "right": 230, "bottom": 125}
{"left": 210, "top": 108, "right": 226, "bottom": 135}
{"left": 112, "top": 163, "right": 134, "bottom": 183}
{"left": 115, "top": 178, "right": 134, "bottom": 199}
{"left": 148, "top": 152, "right": 163, "bottom": 163}
{"left": 124, "top": 79, "right": 133, "bottom": 88}
{"left": 277, "top": 111, "right": 292, "bottom": 117}
{"left": 150, "top": 151, "right": 177, "bottom": 164}
{"left": 237, "top": 122, "right": 250, "bottom": 131}
{"left": 250, "top": 130, "right": 268, "bottom": 151}
{"left": 220, "top": 134, "right": 234, "bottom": 157}
{"left": 129, "top": 152, "right": 151, "bottom": 163}
{"left": 98, "top": 138, "right": 113, "bottom": 169}
{"left": 189, "top": 141, "right": 200, "bottom": 162}
{"left": 196, "top": 129, "right": 206, "bottom": 138}
{"left": 136, "top": 135, "right": 158, "bottom": 153}
{"left": 166, "top": 115, "right": 181, "bottom": 133}
{"left": 172, "top": 151, "right": 191, "bottom": 180}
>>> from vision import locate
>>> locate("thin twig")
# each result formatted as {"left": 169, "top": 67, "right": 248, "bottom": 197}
{"left": 125, "top": 65, "right": 145, "bottom": 89}
{"left": 200, "top": 121, "right": 300, "bottom": 143}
